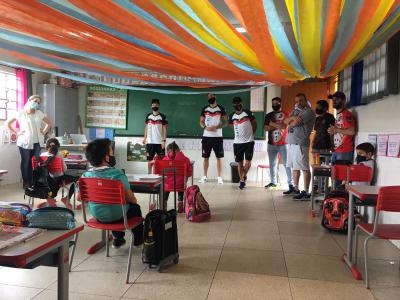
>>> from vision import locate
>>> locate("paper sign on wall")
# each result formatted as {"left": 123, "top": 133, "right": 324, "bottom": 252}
{"left": 368, "top": 134, "right": 377, "bottom": 147}
{"left": 387, "top": 135, "right": 400, "bottom": 157}
{"left": 377, "top": 135, "right": 389, "bottom": 156}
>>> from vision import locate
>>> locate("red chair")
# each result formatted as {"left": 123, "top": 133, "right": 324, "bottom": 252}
{"left": 78, "top": 178, "right": 144, "bottom": 283}
{"left": 257, "top": 154, "right": 281, "bottom": 185}
{"left": 154, "top": 160, "right": 187, "bottom": 209}
{"left": 332, "top": 164, "right": 349, "bottom": 184}
{"left": 354, "top": 186, "right": 400, "bottom": 288}
{"left": 348, "top": 165, "right": 373, "bottom": 184}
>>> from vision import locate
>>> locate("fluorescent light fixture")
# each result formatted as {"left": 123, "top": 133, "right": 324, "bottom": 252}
{"left": 235, "top": 27, "right": 246, "bottom": 33}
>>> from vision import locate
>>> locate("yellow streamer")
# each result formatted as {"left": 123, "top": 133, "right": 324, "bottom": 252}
{"left": 152, "top": 0, "right": 262, "bottom": 71}
{"left": 285, "top": 0, "right": 299, "bottom": 43}
{"left": 297, "top": 0, "right": 323, "bottom": 77}
{"left": 334, "top": 0, "right": 394, "bottom": 73}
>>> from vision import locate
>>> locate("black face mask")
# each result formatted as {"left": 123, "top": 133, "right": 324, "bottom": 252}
{"left": 315, "top": 108, "right": 324, "bottom": 115}
{"left": 233, "top": 104, "right": 242, "bottom": 111}
{"left": 152, "top": 107, "right": 159, "bottom": 112}
{"left": 272, "top": 104, "right": 281, "bottom": 111}
{"left": 108, "top": 155, "right": 116, "bottom": 167}
{"left": 208, "top": 97, "right": 216, "bottom": 105}
{"left": 356, "top": 155, "right": 367, "bottom": 164}
{"left": 333, "top": 101, "right": 344, "bottom": 109}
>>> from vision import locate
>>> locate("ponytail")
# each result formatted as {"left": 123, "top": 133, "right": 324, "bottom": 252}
{"left": 46, "top": 138, "right": 60, "bottom": 156}
{"left": 166, "top": 141, "right": 180, "bottom": 159}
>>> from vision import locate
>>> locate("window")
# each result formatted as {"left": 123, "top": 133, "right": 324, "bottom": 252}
{"left": 338, "top": 66, "right": 352, "bottom": 98}
{"left": 0, "top": 70, "right": 17, "bottom": 120}
{"left": 362, "top": 43, "right": 387, "bottom": 101}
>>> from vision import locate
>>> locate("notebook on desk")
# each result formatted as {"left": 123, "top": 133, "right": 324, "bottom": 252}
{"left": 0, "top": 225, "right": 45, "bottom": 250}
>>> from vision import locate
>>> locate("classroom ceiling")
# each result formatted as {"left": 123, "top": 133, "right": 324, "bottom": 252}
{"left": 0, "top": 0, "right": 399, "bottom": 91}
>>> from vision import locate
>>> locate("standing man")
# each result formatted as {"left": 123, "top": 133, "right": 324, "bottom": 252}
{"left": 264, "top": 97, "right": 293, "bottom": 190}
{"left": 327, "top": 91, "right": 356, "bottom": 163}
{"left": 199, "top": 93, "right": 227, "bottom": 184}
{"left": 229, "top": 97, "right": 257, "bottom": 189}
{"left": 284, "top": 93, "right": 316, "bottom": 200}
{"left": 143, "top": 99, "right": 168, "bottom": 174}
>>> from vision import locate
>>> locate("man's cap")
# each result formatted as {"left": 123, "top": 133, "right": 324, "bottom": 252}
{"left": 232, "top": 97, "right": 242, "bottom": 103}
{"left": 328, "top": 91, "right": 346, "bottom": 100}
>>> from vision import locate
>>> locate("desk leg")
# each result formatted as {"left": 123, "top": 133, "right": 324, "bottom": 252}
{"left": 343, "top": 192, "right": 362, "bottom": 280}
{"left": 87, "top": 230, "right": 109, "bottom": 255}
{"left": 58, "top": 242, "right": 70, "bottom": 300}
{"left": 159, "top": 181, "right": 164, "bottom": 210}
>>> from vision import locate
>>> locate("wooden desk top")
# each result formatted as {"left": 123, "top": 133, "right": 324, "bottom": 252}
{"left": 0, "top": 225, "right": 84, "bottom": 267}
{"left": 347, "top": 185, "right": 381, "bottom": 201}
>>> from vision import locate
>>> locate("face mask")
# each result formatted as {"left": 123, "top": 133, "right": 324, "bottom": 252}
{"left": 315, "top": 108, "right": 324, "bottom": 115}
{"left": 233, "top": 104, "right": 242, "bottom": 111}
{"left": 356, "top": 155, "right": 367, "bottom": 164}
{"left": 333, "top": 101, "right": 344, "bottom": 109}
{"left": 30, "top": 102, "right": 39, "bottom": 110}
{"left": 108, "top": 155, "right": 116, "bottom": 167}
{"left": 272, "top": 104, "right": 281, "bottom": 111}
{"left": 208, "top": 97, "right": 216, "bottom": 105}
{"left": 49, "top": 145, "right": 58, "bottom": 155}
{"left": 152, "top": 107, "right": 159, "bottom": 112}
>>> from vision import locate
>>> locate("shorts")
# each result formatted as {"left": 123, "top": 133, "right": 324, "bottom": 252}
{"left": 201, "top": 137, "right": 224, "bottom": 158}
{"left": 233, "top": 142, "right": 255, "bottom": 162}
{"left": 286, "top": 144, "right": 310, "bottom": 171}
{"left": 146, "top": 143, "right": 165, "bottom": 161}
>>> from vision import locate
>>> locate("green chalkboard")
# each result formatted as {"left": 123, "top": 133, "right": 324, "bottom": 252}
{"left": 115, "top": 87, "right": 265, "bottom": 139}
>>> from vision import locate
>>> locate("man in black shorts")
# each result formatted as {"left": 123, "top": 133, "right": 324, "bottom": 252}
{"left": 199, "top": 94, "right": 227, "bottom": 184}
{"left": 229, "top": 97, "right": 257, "bottom": 189}
{"left": 143, "top": 99, "right": 168, "bottom": 173}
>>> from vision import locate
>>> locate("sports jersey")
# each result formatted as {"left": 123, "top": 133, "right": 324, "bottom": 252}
{"left": 200, "top": 104, "right": 226, "bottom": 137}
{"left": 229, "top": 109, "right": 256, "bottom": 144}
{"left": 264, "top": 110, "right": 288, "bottom": 146}
{"left": 145, "top": 113, "right": 168, "bottom": 144}
{"left": 334, "top": 109, "right": 356, "bottom": 153}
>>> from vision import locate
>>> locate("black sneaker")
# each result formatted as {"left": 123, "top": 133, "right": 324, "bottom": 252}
{"left": 112, "top": 238, "right": 126, "bottom": 249}
{"left": 239, "top": 181, "right": 246, "bottom": 190}
{"left": 293, "top": 191, "right": 311, "bottom": 201}
{"left": 264, "top": 183, "right": 277, "bottom": 189}
{"left": 283, "top": 185, "right": 299, "bottom": 195}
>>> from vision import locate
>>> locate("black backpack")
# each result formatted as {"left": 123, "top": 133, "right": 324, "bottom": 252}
{"left": 25, "top": 156, "right": 59, "bottom": 199}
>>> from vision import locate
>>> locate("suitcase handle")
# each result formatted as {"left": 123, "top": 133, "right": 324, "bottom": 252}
{"left": 162, "top": 167, "right": 177, "bottom": 211}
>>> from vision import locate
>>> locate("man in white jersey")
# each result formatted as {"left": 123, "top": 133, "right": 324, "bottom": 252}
{"left": 199, "top": 94, "right": 227, "bottom": 184}
{"left": 228, "top": 97, "right": 257, "bottom": 189}
{"left": 143, "top": 99, "right": 168, "bottom": 173}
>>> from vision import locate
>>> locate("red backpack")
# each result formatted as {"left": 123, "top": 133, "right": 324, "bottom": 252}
{"left": 321, "top": 197, "right": 352, "bottom": 232}
{"left": 185, "top": 185, "right": 211, "bottom": 222}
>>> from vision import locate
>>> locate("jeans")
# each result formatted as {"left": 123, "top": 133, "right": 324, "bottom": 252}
{"left": 107, "top": 203, "right": 143, "bottom": 240}
{"left": 331, "top": 151, "right": 354, "bottom": 164}
{"left": 267, "top": 144, "right": 292, "bottom": 185}
{"left": 18, "top": 143, "right": 41, "bottom": 184}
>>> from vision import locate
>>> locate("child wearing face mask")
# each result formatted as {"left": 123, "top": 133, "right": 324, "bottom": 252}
{"left": 352, "top": 142, "right": 375, "bottom": 186}
{"left": 162, "top": 142, "right": 193, "bottom": 213}
{"left": 312, "top": 100, "right": 335, "bottom": 164}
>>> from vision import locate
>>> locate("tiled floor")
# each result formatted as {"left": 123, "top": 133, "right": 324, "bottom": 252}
{"left": 0, "top": 182, "right": 399, "bottom": 300}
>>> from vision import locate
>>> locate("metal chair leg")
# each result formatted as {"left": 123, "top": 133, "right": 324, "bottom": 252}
{"left": 69, "top": 233, "right": 79, "bottom": 272}
{"left": 126, "top": 232, "right": 135, "bottom": 284}
{"left": 106, "top": 230, "right": 110, "bottom": 257}
{"left": 354, "top": 225, "right": 360, "bottom": 266}
{"left": 364, "top": 236, "right": 373, "bottom": 289}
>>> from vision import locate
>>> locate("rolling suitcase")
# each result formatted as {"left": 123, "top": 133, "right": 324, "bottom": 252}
{"left": 142, "top": 168, "right": 179, "bottom": 271}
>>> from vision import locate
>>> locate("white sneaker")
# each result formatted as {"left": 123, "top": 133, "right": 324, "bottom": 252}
{"left": 198, "top": 176, "right": 208, "bottom": 184}
{"left": 217, "top": 177, "right": 224, "bottom": 184}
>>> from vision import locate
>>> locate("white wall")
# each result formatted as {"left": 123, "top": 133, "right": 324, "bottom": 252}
{"left": 352, "top": 94, "right": 400, "bottom": 247}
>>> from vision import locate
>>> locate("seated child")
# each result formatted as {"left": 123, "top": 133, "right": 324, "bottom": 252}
{"left": 78, "top": 138, "right": 143, "bottom": 248}
{"left": 353, "top": 142, "right": 375, "bottom": 186}
{"left": 162, "top": 142, "right": 193, "bottom": 213}
{"left": 39, "top": 138, "right": 77, "bottom": 208}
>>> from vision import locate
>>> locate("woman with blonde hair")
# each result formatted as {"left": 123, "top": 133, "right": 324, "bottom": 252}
{"left": 5, "top": 95, "right": 52, "bottom": 188}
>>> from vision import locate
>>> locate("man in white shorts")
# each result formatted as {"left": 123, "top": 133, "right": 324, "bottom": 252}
{"left": 284, "top": 93, "right": 316, "bottom": 200}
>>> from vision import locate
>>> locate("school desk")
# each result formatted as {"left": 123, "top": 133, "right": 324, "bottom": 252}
{"left": 0, "top": 224, "right": 84, "bottom": 300}
{"left": 310, "top": 165, "right": 331, "bottom": 216}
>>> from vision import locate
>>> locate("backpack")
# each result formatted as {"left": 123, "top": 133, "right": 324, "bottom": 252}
{"left": 27, "top": 206, "right": 76, "bottom": 230}
{"left": 185, "top": 185, "right": 211, "bottom": 222}
{"left": 0, "top": 202, "right": 31, "bottom": 226}
{"left": 25, "top": 156, "right": 59, "bottom": 199}
{"left": 321, "top": 197, "right": 353, "bottom": 232}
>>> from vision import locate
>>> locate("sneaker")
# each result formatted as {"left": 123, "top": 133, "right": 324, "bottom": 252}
{"left": 293, "top": 190, "right": 311, "bottom": 201}
{"left": 198, "top": 176, "right": 208, "bottom": 184}
{"left": 178, "top": 201, "right": 184, "bottom": 213}
{"left": 112, "top": 238, "right": 126, "bottom": 249}
{"left": 283, "top": 185, "right": 299, "bottom": 195}
{"left": 217, "top": 177, "right": 224, "bottom": 184}
{"left": 239, "top": 181, "right": 246, "bottom": 190}
{"left": 265, "top": 183, "right": 277, "bottom": 189}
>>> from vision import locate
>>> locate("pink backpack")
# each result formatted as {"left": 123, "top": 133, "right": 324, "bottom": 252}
{"left": 185, "top": 185, "right": 211, "bottom": 222}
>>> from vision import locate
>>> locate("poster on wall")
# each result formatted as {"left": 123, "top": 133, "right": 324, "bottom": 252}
{"left": 367, "top": 134, "right": 377, "bottom": 148}
{"left": 127, "top": 141, "right": 147, "bottom": 162}
{"left": 376, "top": 135, "right": 389, "bottom": 156}
{"left": 86, "top": 85, "right": 127, "bottom": 129}
{"left": 387, "top": 135, "right": 400, "bottom": 157}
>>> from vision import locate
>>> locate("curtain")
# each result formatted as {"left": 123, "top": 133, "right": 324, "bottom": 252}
{"left": 16, "top": 68, "right": 28, "bottom": 111}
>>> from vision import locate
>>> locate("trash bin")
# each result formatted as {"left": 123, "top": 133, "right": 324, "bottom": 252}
{"left": 230, "top": 162, "right": 240, "bottom": 183}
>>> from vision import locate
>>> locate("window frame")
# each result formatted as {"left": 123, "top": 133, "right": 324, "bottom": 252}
{"left": 0, "top": 69, "right": 17, "bottom": 121}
